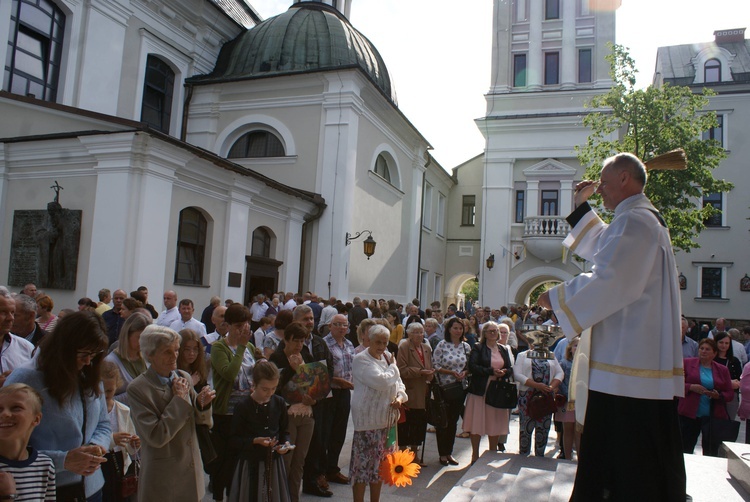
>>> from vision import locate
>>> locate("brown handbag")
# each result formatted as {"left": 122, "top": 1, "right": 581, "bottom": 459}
{"left": 527, "top": 391, "right": 566, "bottom": 421}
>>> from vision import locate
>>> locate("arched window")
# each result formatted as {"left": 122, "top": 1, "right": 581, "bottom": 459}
{"left": 175, "top": 208, "right": 207, "bottom": 285}
{"left": 704, "top": 59, "right": 721, "bottom": 83}
{"left": 251, "top": 227, "right": 272, "bottom": 258}
{"left": 4, "top": 0, "right": 66, "bottom": 101}
{"left": 374, "top": 154, "right": 392, "bottom": 183}
{"left": 141, "top": 55, "right": 175, "bottom": 134}
{"left": 228, "top": 131, "right": 285, "bottom": 158}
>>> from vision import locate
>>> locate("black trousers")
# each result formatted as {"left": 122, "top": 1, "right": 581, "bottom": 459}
{"left": 303, "top": 398, "right": 332, "bottom": 486}
{"left": 210, "top": 415, "right": 237, "bottom": 499}
{"left": 398, "top": 408, "right": 427, "bottom": 448}
{"left": 324, "top": 389, "right": 351, "bottom": 475}
{"left": 571, "top": 391, "right": 686, "bottom": 502}
{"left": 435, "top": 398, "right": 464, "bottom": 457}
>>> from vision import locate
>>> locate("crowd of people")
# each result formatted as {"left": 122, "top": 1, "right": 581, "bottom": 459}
{"left": 0, "top": 280, "right": 748, "bottom": 501}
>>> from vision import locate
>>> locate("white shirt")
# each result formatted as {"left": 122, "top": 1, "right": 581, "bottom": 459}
{"left": 249, "top": 302, "right": 268, "bottom": 322}
{"left": 169, "top": 317, "right": 207, "bottom": 337}
{"left": 156, "top": 307, "right": 180, "bottom": 327}
{"left": 281, "top": 299, "right": 296, "bottom": 311}
{"left": 0, "top": 334, "right": 34, "bottom": 373}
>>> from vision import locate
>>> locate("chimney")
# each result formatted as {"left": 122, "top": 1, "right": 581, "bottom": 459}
{"left": 714, "top": 28, "right": 746, "bottom": 43}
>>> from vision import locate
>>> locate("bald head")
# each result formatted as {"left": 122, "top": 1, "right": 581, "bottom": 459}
{"left": 163, "top": 290, "right": 177, "bottom": 310}
{"left": 598, "top": 153, "right": 648, "bottom": 210}
{"left": 212, "top": 306, "right": 228, "bottom": 335}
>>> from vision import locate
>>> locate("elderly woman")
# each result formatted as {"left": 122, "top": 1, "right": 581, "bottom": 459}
{"left": 127, "top": 325, "right": 216, "bottom": 501}
{"left": 211, "top": 303, "right": 259, "bottom": 502}
{"left": 432, "top": 317, "right": 471, "bottom": 466}
{"left": 350, "top": 324, "right": 407, "bottom": 502}
{"left": 269, "top": 322, "right": 317, "bottom": 502}
{"left": 464, "top": 321, "right": 514, "bottom": 464}
{"left": 556, "top": 336, "right": 581, "bottom": 460}
{"left": 679, "top": 338, "right": 734, "bottom": 456}
{"left": 396, "top": 321, "right": 434, "bottom": 461}
{"left": 35, "top": 293, "right": 58, "bottom": 333}
{"left": 6, "top": 310, "right": 112, "bottom": 501}
{"left": 495, "top": 323, "right": 516, "bottom": 452}
{"left": 105, "top": 312, "right": 151, "bottom": 402}
{"left": 513, "top": 340, "right": 564, "bottom": 457}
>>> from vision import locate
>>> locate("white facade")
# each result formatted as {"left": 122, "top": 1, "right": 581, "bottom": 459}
{"left": 654, "top": 28, "right": 750, "bottom": 324}
{"left": 0, "top": 0, "right": 444, "bottom": 309}
{"left": 444, "top": 0, "right": 619, "bottom": 308}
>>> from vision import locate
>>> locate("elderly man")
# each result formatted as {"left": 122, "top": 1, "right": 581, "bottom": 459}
{"left": 20, "top": 284, "right": 37, "bottom": 298}
{"left": 539, "top": 152, "right": 685, "bottom": 500}
{"left": 681, "top": 317, "right": 698, "bottom": 359}
{"left": 248, "top": 294, "right": 268, "bottom": 332}
{"left": 102, "top": 289, "right": 127, "bottom": 346}
{"left": 318, "top": 296, "right": 338, "bottom": 336}
{"left": 293, "top": 305, "right": 335, "bottom": 498}
{"left": 169, "top": 299, "right": 207, "bottom": 337}
{"left": 425, "top": 317, "right": 441, "bottom": 351}
{"left": 200, "top": 295, "right": 221, "bottom": 333}
{"left": 202, "top": 305, "right": 227, "bottom": 355}
{"left": 12, "top": 294, "right": 46, "bottom": 347}
{"left": 155, "top": 290, "right": 179, "bottom": 327}
{"left": 0, "top": 287, "right": 34, "bottom": 385}
{"left": 322, "top": 314, "right": 355, "bottom": 485}
{"left": 95, "top": 288, "right": 112, "bottom": 315}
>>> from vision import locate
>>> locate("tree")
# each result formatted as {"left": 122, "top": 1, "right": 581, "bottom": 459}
{"left": 460, "top": 278, "right": 478, "bottom": 304}
{"left": 576, "top": 44, "right": 732, "bottom": 252}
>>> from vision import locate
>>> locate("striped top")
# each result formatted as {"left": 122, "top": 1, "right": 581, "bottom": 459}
{"left": 0, "top": 447, "right": 56, "bottom": 501}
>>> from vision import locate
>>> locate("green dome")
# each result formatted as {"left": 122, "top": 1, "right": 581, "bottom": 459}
{"left": 195, "top": 2, "right": 395, "bottom": 102}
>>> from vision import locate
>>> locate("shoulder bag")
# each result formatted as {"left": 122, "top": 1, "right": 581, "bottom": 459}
{"left": 485, "top": 375, "right": 518, "bottom": 409}
{"left": 425, "top": 382, "right": 449, "bottom": 428}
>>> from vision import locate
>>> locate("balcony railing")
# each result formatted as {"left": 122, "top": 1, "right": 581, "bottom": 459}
{"left": 523, "top": 216, "right": 570, "bottom": 237}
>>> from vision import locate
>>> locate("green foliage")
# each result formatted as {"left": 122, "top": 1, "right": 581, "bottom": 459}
{"left": 529, "top": 282, "right": 556, "bottom": 306}
{"left": 460, "top": 278, "right": 479, "bottom": 302}
{"left": 576, "top": 44, "right": 732, "bottom": 252}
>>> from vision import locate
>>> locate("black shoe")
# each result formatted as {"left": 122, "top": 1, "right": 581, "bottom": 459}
{"left": 439, "top": 457, "right": 449, "bottom": 466}
{"left": 302, "top": 485, "right": 333, "bottom": 497}
{"left": 497, "top": 443, "right": 506, "bottom": 452}
{"left": 447, "top": 456, "right": 459, "bottom": 465}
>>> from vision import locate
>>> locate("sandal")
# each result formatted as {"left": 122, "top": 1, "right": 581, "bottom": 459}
{"left": 456, "top": 431, "right": 470, "bottom": 438}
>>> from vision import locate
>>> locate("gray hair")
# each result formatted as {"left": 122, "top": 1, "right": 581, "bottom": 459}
{"left": 368, "top": 324, "right": 390, "bottom": 342}
{"left": 406, "top": 322, "right": 424, "bottom": 335}
{"left": 15, "top": 294, "right": 37, "bottom": 313}
{"left": 139, "top": 325, "right": 181, "bottom": 360}
{"left": 293, "top": 304, "right": 312, "bottom": 320}
{"left": 0, "top": 287, "right": 10, "bottom": 300}
{"left": 424, "top": 318, "right": 438, "bottom": 329}
{"left": 604, "top": 152, "right": 647, "bottom": 186}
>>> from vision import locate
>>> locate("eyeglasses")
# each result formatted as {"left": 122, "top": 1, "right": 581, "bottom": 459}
{"left": 76, "top": 350, "right": 104, "bottom": 360}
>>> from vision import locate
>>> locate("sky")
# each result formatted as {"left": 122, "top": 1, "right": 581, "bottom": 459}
{"left": 249, "top": 0, "right": 750, "bottom": 169}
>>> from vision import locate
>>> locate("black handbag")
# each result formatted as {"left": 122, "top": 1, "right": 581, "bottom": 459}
{"left": 439, "top": 380, "right": 467, "bottom": 402}
{"left": 425, "top": 383, "right": 449, "bottom": 428}
{"left": 485, "top": 377, "right": 518, "bottom": 409}
{"left": 196, "top": 423, "right": 218, "bottom": 469}
{"left": 703, "top": 400, "right": 740, "bottom": 455}
{"left": 56, "top": 481, "right": 87, "bottom": 501}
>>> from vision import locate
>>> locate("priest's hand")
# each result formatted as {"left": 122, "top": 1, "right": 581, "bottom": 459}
{"left": 574, "top": 180, "right": 599, "bottom": 207}
{"left": 537, "top": 292, "right": 551, "bottom": 310}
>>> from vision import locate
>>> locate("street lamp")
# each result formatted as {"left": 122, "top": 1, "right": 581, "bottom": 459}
{"left": 486, "top": 254, "right": 495, "bottom": 271}
{"left": 346, "top": 230, "right": 377, "bottom": 260}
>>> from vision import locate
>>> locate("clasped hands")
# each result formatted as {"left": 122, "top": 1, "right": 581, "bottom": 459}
{"left": 690, "top": 384, "right": 720, "bottom": 399}
{"left": 64, "top": 444, "right": 107, "bottom": 476}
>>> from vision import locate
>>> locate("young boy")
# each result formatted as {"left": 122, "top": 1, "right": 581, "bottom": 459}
{"left": 0, "top": 383, "right": 55, "bottom": 501}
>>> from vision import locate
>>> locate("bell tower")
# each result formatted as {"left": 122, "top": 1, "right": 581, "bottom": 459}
{"left": 477, "top": 0, "right": 621, "bottom": 307}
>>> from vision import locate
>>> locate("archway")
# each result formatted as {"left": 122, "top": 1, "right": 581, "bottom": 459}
{"left": 446, "top": 272, "right": 479, "bottom": 312}
{"left": 508, "top": 266, "right": 575, "bottom": 306}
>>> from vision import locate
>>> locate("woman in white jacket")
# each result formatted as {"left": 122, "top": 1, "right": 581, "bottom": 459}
{"left": 350, "top": 324, "right": 407, "bottom": 502}
{"left": 513, "top": 350, "right": 563, "bottom": 457}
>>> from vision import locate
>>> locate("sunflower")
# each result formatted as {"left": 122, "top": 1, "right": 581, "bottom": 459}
{"left": 379, "top": 448, "right": 421, "bottom": 487}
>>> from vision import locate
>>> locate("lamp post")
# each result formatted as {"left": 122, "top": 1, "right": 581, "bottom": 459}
{"left": 345, "top": 230, "right": 377, "bottom": 260}
{"left": 486, "top": 254, "right": 495, "bottom": 271}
